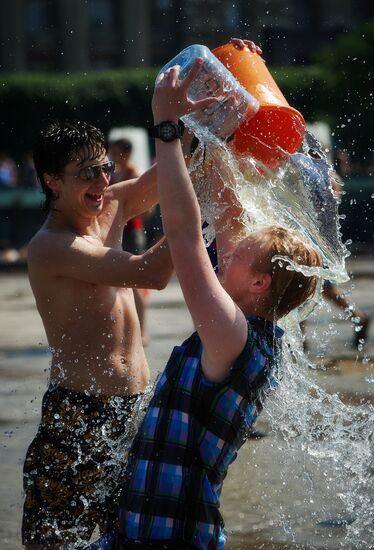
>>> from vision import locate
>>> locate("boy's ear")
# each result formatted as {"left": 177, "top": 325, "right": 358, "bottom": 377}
{"left": 43, "top": 172, "right": 61, "bottom": 193}
{"left": 250, "top": 272, "right": 272, "bottom": 294}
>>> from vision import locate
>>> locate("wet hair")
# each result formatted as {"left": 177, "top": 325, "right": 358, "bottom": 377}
{"left": 33, "top": 119, "right": 108, "bottom": 210}
{"left": 250, "top": 227, "right": 321, "bottom": 319}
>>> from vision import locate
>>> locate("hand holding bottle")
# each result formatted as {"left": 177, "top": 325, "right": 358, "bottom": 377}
{"left": 152, "top": 58, "right": 218, "bottom": 124}
{"left": 157, "top": 45, "right": 260, "bottom": 140}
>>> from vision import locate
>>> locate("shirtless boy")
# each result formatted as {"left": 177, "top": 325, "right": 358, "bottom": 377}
{"left": 22, "top": 120, "right": 174, "bottom": 548}
{"left": 115, "top": 59, "right": 322, "bottom": 548}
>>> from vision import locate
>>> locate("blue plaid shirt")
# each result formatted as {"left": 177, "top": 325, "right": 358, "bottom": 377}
{"left": 119, "top": 316, "right": 283, "bottom": 549}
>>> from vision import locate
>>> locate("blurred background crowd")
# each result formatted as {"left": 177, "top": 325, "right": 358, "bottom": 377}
{"left": 0, "top": 0, "right": 373, "bottom": 264}
{"left": 0, "top": 152, "right": 38, "bottom": 190}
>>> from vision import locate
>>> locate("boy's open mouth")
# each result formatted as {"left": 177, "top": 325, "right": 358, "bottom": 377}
{"left": 86, "top": 193, "right": 103, "bottom": 203}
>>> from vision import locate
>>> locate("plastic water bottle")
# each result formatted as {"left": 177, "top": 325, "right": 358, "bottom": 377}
{"left": 158, "top": 45, "right": 260, "bottom": 141}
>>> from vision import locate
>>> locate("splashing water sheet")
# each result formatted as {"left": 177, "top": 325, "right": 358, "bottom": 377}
{"left": 184, "top": 111, "right": 373, "bottom": 548}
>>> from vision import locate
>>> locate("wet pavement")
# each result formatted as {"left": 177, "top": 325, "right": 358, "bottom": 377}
{"left": 0, "top": 259, "right": 373, "bottom": 549}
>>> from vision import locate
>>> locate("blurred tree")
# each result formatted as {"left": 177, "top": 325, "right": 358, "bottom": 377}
{"left": 1, "top": 20, "right": 373, "bottom": 166}
{"left": 0, "top": 69, "right": 157, "bottom": 160}
{"left": 314, "top": 18, "right": 374, "bottom": 163}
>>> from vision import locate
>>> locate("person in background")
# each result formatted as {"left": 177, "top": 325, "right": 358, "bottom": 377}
{"left": 0, "top": 238, "right": 20, "bottom": 263}
{"left": 0, "top": 151, "right": 17, "bottom": 188}
{"left": 18, "top": 152, "right": 39, "bottom": 188}
{"left": 109, "top": 138, "right": 151, "bottom": 344}
{"left": 301, "top": 144, "right": 370, "bottom": 351}
{"left": 322, "top": 169, "right": 370, "bottom": 349}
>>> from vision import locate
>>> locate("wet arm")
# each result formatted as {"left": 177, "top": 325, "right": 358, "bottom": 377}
{"left": 153, "top": 61, "right": 248, "bottom": 381}
{"left": 110, "top": 163, "right": 159, "bottom": 221}
{"left": 29, "top": 233, "right": 173, "bottom": 290}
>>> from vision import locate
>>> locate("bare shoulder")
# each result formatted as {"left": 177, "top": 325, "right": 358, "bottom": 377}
{"left": 28, "top": 227, "right": 73, "bottom": 256}
{"left": 27, "top": 227, "right": 83, "bottom": 274}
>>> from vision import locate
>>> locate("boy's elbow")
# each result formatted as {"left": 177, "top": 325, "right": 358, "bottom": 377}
{"left": 154, "top": 268, "right": 173, "bottom": 290}
{"left": 145, "top": 268, "right": 172, "bottom": 290}
{"left": 155, "top": 279, "right": 168, "bottom": 291}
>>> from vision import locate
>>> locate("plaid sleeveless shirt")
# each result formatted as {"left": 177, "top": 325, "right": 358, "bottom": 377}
{"left": 119, "top": 316, "right": 283, "bottom": 549}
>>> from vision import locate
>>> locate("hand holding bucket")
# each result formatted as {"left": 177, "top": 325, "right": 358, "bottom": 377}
{"left": 213, "top": 40, "right": 306, "bottom": 168}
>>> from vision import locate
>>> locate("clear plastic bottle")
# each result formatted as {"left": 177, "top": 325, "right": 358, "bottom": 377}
{"left": 158, "top": 44, "right": 260, "bottom": 141}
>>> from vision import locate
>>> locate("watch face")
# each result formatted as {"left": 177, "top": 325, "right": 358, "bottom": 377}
{"left": 160, "top": 122, "right": 178, "bottom": 142}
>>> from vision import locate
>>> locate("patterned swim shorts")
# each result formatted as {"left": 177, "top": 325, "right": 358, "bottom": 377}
{"left": 22, "top": 385, "right": 141, "bottom": 547}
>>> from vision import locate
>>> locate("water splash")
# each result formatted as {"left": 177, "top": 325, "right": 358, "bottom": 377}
{"left": 190, "top": 128, "right": 348, "bottom": 282}
{"left": 263, "top": 308, "right": 373, "bottom": 547}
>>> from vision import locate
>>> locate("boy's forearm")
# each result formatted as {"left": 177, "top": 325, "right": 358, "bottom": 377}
{"left": 135, "top": 236, "right": 173, "bottom": 289}
{"left": 121, "top": 164, "right": 159, "bottom": 221}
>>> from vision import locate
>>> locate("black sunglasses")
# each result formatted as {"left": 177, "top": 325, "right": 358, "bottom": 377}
{"left": 63, "top": 160, "right": 115, "bottom": 181}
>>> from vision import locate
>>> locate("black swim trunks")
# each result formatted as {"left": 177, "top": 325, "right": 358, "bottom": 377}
{"left": 22, "top": 385, "right": 141, "bottom": 547}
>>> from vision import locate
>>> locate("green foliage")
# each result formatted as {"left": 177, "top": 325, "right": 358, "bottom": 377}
{"left": 1, "top": 19, "right": 373, "bottom": 163}
{"left": 268, "top": 65, "right": 332, "bottom": 122}
{"left": 0, "top": 68, "right": 158, "bottom": 158}
{"left": 0, "top": 64, "right": 332, "bottom": 159}
{"left": 314, "top": 18, "right": 374, "bottom": 160}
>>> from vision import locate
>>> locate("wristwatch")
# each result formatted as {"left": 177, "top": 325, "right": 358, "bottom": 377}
{"left": 148, "top": 121, "right": 184, "bottom": 142}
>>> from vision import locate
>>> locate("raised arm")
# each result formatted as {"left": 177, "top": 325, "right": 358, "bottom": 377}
{"left": 108, "top": 163, "right": 159, "bottom": 222}
{"left": 152, "top": 60, "right": 249, "bottom": 381}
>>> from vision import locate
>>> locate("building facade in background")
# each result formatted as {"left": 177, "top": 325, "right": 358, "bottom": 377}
{"left": 0, "top": 0, "right": 372, "bottom": 72}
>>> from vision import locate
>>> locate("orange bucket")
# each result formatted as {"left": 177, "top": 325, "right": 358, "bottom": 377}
{"left": 212, "top": 43, "right": 305, "bottom": 168}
